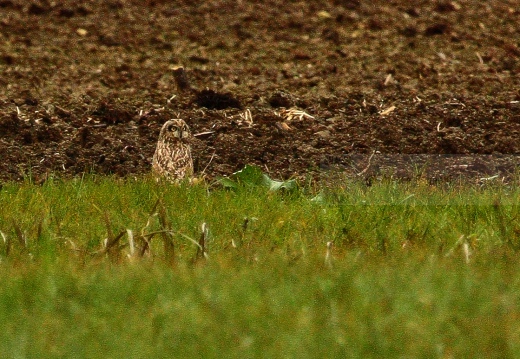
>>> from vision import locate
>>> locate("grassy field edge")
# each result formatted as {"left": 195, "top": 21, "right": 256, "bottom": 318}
{"left": 0, "top": 176, "right": 519, "bottom": 357}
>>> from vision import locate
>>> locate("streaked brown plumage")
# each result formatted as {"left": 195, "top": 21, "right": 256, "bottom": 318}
{"left": 152, "top": 119, "right": 193, "bottom": 181}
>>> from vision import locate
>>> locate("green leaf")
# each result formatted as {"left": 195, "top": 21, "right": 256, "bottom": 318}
{"left": 217, "top": 176, "right": 238, "bottom": 189}
{"left": 262, "top": 174, "right": 297, "bottom": 192}
{"left": 217, "top": 165, "right": 297, "bottom": 192}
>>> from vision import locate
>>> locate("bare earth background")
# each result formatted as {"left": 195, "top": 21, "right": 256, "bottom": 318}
{"left": 1, "top": 0, "right": 519, "bottom": 183}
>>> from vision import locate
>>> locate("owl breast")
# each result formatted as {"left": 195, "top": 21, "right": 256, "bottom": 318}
{"left": 152, "top": 119, "right": 194, "bottom": 182}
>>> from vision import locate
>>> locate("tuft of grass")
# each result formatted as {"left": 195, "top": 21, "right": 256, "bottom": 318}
{"left": 0, "top": 175, "right": 520, "bottom": 357}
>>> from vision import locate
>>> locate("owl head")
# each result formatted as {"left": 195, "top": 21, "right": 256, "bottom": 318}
{"left": 159, "top": 119, "right": 191, "bottom": 143}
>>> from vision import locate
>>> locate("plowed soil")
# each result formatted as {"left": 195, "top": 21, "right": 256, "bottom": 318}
{"left": 1, "top": 1, "right": 520, "bottom": 184}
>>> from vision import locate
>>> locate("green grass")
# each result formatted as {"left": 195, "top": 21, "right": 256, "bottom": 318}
{"left": 1, "top": 175, "right": 520, "bottom": 358}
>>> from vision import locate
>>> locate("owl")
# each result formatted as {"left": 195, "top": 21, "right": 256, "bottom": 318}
{"left": 152, "top": 119, "right": 194, "bottom": 182}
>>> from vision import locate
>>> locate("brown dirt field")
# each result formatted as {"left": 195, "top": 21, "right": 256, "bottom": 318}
{"left": 1, "top": 0, "right": 519, "bottom": 184}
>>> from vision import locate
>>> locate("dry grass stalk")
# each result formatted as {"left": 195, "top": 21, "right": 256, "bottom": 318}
{"left": 0, "top": 231, "right": 10, "bottom": 257}
{"left": 138, "top": 234, "right": 151, "bottom": 258}
{"left": 233, "top": 216, "right": 253, "bottom": 248}
{"left": 157, "top": 202, "right": 175, "bottom": 264}
{"left": 103, "top": 230, "right": 126, "bottom": 261}
{"left": 127, "top": 229, "right": 135, "bottom": 259}
{"left": 36, "top": 217, "right": 44, "bottom": 241}
{"left": 462, "top": 241, "right": 471, "bottom": 264}
{"left": 445, "top": 235, "right": 473, "bottom": 263}
{"left": 104, "top": 213, "right": 125, "bottom": 249}
{"left": 357, "top": 150, "right": 376, "bottom": 176}
{"left": 238, "top": 109, "right": 253, "bottom": 127}
{"left": 199, "top": 151, "right": 216, "bottom": 179}
{"left": 275, "top": 108, "right": 315, "bottom": 122}
{"left": 136, "top": 199, "right": 161, "bottom": 258}
{"left": 384, "top": 73, "right": 394, "bottom": 86}
{"left": 476, "top": 52, "right": 484, "bottom": 64}
{"left": 195, "top": 222, "right": 209, "bottom": 261}
{"left": 379, "top": 105, "right": 396, "bottom": 116}
{"left": 325, "top": 241, "right": 334, "bottom": 268}
{"left": 193, "top": 131, "right": 215, "bottom": 138}
{"left": 89, "top": 212, "right": 126, "bottom": 261}
{"left": 12, "top": 221, "right": 27, "bottom": 250}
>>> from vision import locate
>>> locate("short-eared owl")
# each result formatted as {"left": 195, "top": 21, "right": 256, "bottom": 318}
{"left": 152, "top": 119, "right": 194, "bottom": 181}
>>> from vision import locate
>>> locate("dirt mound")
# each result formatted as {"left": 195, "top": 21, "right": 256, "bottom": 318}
{"left": 1, "top": 1, "right": 519, "bottom": 183}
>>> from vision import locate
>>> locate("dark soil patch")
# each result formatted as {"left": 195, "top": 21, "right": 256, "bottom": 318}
{"left": 1, "top": 1, "right": 519, "bottom": 184}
